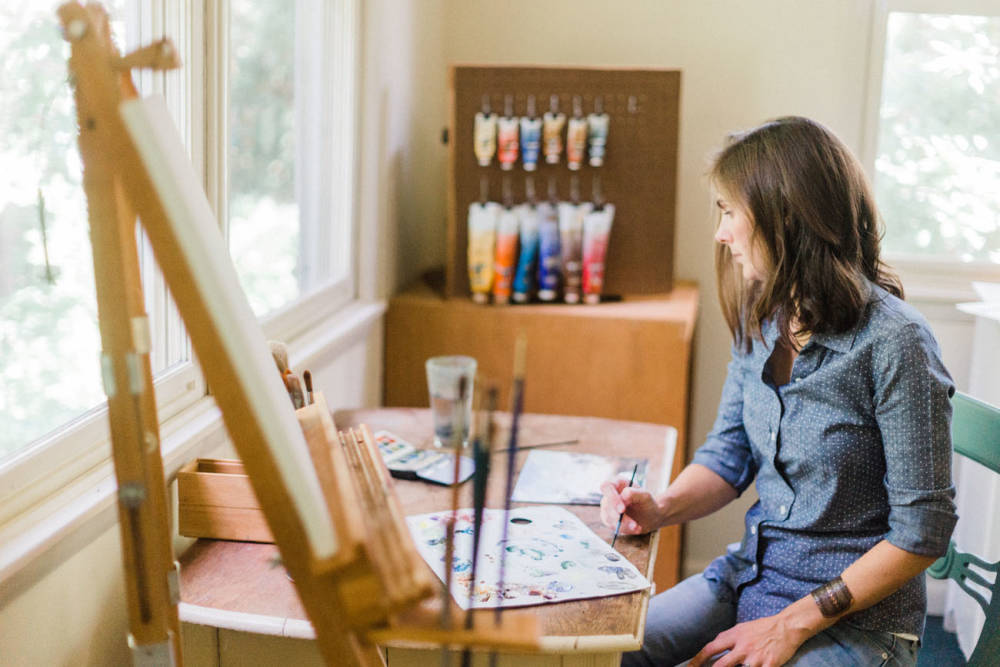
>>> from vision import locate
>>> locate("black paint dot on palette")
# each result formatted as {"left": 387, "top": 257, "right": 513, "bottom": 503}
{"left": 605, "top": 553, "right": 620, "bottom": 561}
{"left": 510, "top": 517, "right": 532, "bottom": 524}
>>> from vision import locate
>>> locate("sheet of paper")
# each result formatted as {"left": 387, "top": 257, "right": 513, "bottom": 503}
{"left": 511, "top": 450, "right": 647, "bottom": 505}
{"left": 407, "top": 505, "right": 649, "bottom": 610}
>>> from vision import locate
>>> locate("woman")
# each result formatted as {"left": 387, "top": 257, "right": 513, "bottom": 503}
{"left": 601, "top": 117, "right": 956, "bottom": 666}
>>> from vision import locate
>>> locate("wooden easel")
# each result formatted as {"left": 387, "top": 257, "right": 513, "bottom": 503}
{"left": 59, "top": 3, "right": 537, "bottom": 665}
{"left": 59, "top": 2, "right": 182, "bottom": 664}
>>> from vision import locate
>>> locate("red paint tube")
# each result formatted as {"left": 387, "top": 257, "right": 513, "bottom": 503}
{"left": 582, "top": 204, "right": 615, "bottom": 304}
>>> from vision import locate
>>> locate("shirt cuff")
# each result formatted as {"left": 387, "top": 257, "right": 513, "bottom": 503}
{"left": 692, "top": 442, "right": 755, "bottom": 494}
{"left": 885, "top": 501, "right": 958, "bottom": 557}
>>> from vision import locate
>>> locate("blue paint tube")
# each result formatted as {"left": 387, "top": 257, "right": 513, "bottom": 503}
{"left": 520, "top": 95, "right": 542, "bottom": 171}
{"left": 520, "top": 121, "right": 542, "bottom": 173}
{"left": 512, "top": 204, "right": 541, "bottom": 303}
{"left": 535, "top": 201, "right": 561, "bottom": 302}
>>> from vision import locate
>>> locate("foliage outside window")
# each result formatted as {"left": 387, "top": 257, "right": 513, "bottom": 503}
{"left": 228, "top": 0, "right": 301, "bottom": 317}
{"left": 0, "top": 2, "right": 125, "bottom": 459}
{"left": 874, "top": 11, "right": 1000, "bottom": 264}
{"left": 1, "top": 0, "right": 358, "bottom": 465}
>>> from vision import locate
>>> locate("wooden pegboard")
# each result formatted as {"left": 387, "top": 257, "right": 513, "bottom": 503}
{"left": 446, "top": 65, "right": 681, "bottom": 299}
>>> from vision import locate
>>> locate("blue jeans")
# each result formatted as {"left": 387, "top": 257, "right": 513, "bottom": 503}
{"left": 623, "top": 573, "right": 920, "bottom": 666}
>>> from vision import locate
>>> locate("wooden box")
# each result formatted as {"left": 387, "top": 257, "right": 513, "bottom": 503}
{"left": 447, "top": 65, "right": 682, "bottom": 299}
{"left": 177, "top": 458, "right": 273, "bottom": 543}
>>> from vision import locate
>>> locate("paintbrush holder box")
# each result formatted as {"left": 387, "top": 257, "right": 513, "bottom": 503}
{"left": 446, "top": 65, "right": 681, "bottom": 300}
{"left": 177, "top": 458, "right": 274, "bottom": 543}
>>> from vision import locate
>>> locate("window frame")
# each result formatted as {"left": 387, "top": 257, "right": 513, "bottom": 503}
{"left": 862, "top": 0, "right": 1000, "bottom": 300}
{"left": 0, "top": 0, "right": 362, "bottom": 527}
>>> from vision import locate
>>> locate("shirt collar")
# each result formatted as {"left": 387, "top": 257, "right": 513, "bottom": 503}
{"left": 760, "top": 280, "right": 877, "bottom": 354}
{"left": 808, "top": 280, "right": 878, "bottom": 353}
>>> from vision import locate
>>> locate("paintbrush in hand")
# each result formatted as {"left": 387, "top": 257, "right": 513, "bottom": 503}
{"left": 611, "top": 463, "right": 640, "bottom": 549}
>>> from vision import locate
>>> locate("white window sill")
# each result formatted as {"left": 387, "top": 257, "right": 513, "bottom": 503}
{"left": 891, "top": 257, "right": 1000, "bottom": 304}
{"left": 0, "top": 299, "right": 385, "bottom": 596}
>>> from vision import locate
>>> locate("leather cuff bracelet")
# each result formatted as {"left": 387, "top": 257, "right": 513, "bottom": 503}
{"left": 810, "top": 576, "right": 854, "bottom": 617}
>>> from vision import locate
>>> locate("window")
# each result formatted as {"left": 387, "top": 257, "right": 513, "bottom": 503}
{"left": 0, "top": 1, "right": 204, "bottom": 519}
{"left": 0, "top": 0, "right": 359, "bottom": 516}
{"left": 0, "top": 1, "right": 127, "bottom": 461}
{"left": 865, "top": 0, "right": 1000, "bottom": 274}
{"left": 222, "top": 0, "right": 358, "bottom": 332}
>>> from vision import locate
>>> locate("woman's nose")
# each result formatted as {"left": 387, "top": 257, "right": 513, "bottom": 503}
{"left": 714, "top": 224, "right": 730, "bottom": 244}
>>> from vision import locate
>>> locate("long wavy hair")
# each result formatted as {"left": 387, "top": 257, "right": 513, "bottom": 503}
{"left": 710, "top": 116, "right": 903, "bottom": 352}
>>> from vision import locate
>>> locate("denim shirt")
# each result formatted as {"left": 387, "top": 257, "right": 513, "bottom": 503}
{"left": 693, "top": 282, "right": 957, "bottom": 638}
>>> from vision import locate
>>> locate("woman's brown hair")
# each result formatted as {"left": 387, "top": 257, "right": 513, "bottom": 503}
{"left": 710, "top": 116, "right": 903, "bottom": 351}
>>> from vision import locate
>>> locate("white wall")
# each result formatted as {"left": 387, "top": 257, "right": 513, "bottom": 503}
{"left": 403, "top": 0, "right": 975, "bottom": 576}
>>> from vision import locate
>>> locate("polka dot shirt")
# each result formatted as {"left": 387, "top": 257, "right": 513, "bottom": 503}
{"left": 693, "top": 282, "right": 957, "bottom": 638}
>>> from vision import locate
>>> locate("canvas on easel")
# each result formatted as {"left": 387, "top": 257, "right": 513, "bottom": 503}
{"left": 59, "top": 3, "right": 537, "bottom": 665}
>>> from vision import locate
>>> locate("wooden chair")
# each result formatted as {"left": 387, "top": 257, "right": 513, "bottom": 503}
{"left": 927, "top": 391, "right": 1000, "bottom": 666}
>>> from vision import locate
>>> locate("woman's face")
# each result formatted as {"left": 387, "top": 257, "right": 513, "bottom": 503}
{"left": 714, "top": 194, "right": 766, "bottom": 282}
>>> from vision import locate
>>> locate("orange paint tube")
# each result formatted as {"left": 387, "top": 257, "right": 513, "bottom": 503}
{"left": 491, "top": 207, "right": 520, "bottom": 304}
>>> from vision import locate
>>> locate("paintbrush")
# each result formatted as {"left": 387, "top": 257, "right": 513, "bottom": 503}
{"left": 491, "top": 333, "right": 527, "bottom": 667}
{"left": 611, "top": 463, "right": 640, "bottom": 549}
{"left": 302, "top": 369, "right": 313, "bottom": 405}
{"left": 440, "top": 375, "right": 469, "bottom": 665}
{"left": 268, "top": 340, "right": 289, "bottom": 375}
{"left": 495, "top": 438, "right": 578, "bottom": 452}
{"left": 461, "top": 383, "right": 496, "bottom": 667}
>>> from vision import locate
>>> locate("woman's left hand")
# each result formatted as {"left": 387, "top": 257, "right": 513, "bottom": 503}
{"left": 688, "top": 615, "right": 808, "bottom": 667}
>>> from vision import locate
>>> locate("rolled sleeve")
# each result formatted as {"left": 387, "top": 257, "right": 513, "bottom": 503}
{"left": 874, "top": 322, "right": 958, "bottom": 557}
{"left": 692, "top": 346, "right": 757, "bottom": 494}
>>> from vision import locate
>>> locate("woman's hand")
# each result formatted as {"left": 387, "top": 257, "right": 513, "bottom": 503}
{"left": 599, "top": 478, "right": 664, "bottom": 536}
{"left": 688, "top": 615, "right": 810, "bottom": 667}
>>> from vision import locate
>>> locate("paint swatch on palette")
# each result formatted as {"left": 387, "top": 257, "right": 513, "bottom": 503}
{"left": 511, "top": 450, "right": 648, "bottom": 505}
{"left": 406, "top": 505, "right": 649, "bottom": 610}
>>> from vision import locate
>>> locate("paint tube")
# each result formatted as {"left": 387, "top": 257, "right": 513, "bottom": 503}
{"left": 535, "top": 201, "right": 561, "bottom": 301}
{"left": 467, "top": 201, "right": 501, "bottom": 303}
{"left": 587, "top": 112, "right": 609, "bottom": 167}
{"left": 520, "top": 117, "right": 542, "bottom": 171}
{"left": 542, "top": 109, "right": 565, "bottom": 165}
{"left": 497, "top": 116, "right": 519, "bottom": 171}
{"left": 582, "top": 204, "right": 615, "bottom": 304}
{"left": 512, "top": 203, "right": 541, "bottom": 303}
{"left": 558, "top": 201, "right": 593, "bottom": 304}
{"left": 492, "top": 206, "right": 520, "bottom": 304}
{"left": 474, "top": 110, "right": 498, "bottom": 167}
{"left": 566, "top": 116, "right": 588, "bottom": 171}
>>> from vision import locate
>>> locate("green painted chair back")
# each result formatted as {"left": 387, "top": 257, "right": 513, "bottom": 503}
{"left": 927, "top": 391, "right": 1000, "bottom": 666}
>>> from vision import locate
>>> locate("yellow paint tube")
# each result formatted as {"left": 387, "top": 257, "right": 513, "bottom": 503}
{"left": 468, "top": 201, "right": 501, "bottom": 303}
{"left": 474, "top": 111, "right": 498, "bottom": 167}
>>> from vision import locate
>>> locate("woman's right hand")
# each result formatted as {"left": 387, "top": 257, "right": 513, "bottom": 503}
{"left": 599, "top": 478, "right": 665, "bottom": 536}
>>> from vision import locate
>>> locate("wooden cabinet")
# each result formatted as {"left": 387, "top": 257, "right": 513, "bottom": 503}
{"left": 383, "top": 279, "right": 698, "bottom": 590}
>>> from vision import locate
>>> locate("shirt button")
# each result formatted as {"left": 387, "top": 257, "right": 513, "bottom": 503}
{"left": 750, "top": 525, "right": 757, "bottom": 535}
{"left": 881, "top": 653, "right": 888, "bottom": 660}
{"left": 779, "top": 505, "right": 787, "bottom": 516}
{"left": 770, "top": 431, "right": 777, "bottom": 441}
{"left": 751, "top": 564, "right": 758, "bottom": 574}
{"left": 794, "top": 377, "right": 801, "bottom": 383}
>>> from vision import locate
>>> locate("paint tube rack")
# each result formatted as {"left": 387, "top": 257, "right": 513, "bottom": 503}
{"left": 446, "top": 65, "right": 681, "bottom": 302}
